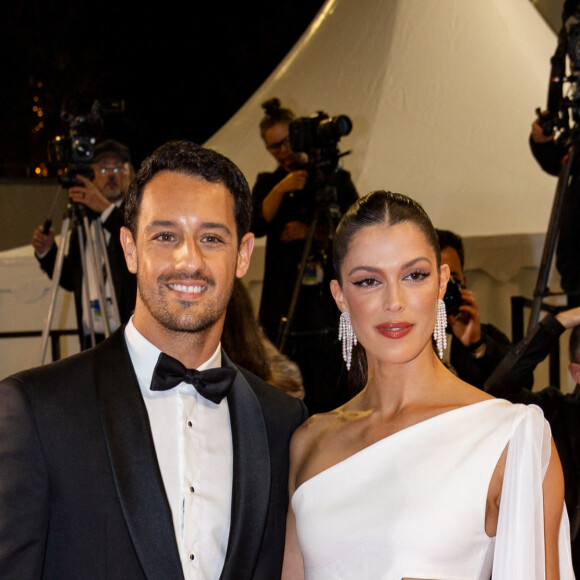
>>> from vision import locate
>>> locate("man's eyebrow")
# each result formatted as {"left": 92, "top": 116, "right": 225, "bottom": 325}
{"left": 144, "top": 220, "right": 233, "bottom": 236}
{"left": 145, "top": 220, "right": 176, "bottom": 229}
{"left": 199, "top": 222, "right": 233, "bottom": 235}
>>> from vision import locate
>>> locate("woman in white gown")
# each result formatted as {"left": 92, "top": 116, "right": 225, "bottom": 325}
{"left": 281, "top": 190, "right": 575, "bottom": 580}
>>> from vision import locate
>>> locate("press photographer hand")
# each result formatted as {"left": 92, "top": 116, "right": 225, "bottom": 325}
{"left": 280, "top": 220, "right": 309, "bottom": 243}
{"left": 262, "top": 170, "right": 309, "bottom": 223}
{"left": 448, "top": 288, "right": 483, "bottom": 349}
{"left": 31, "top": 225, "right": 55, "bottom": 256}
{"left": 531, "top": 110, "right": 555, "bottom": 143}
{"left": 68, "top": 175, "right": 112, "bottom": 214}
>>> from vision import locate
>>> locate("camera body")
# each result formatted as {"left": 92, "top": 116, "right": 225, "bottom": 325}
{"left": 289, "top": 111, "right": 352, "bottom": 155}
{"left": 443, "top": 276, "right": 464, "bottom": 318}
{"left": 49, "top": 133, "right": 96, "bottom": 188}
{"left": 48, "top": 99, "right": 124, "bottom": 188}
{"left": 288, "top": 111, "right": 353, "bottom": 204}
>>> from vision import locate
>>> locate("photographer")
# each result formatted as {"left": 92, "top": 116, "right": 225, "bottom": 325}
{"left": 31, "top": 139, "right": 137, "bottom": 350}
{"left": 484, "top": 307, "right": 580, "bottom": 572}
{"left": 530, "top": 110, "right": 580, "bottom": 307}
{"left": 436, "top": 229, "right": 512, "bottom": 388}
{"left": 252, "top": 98, "right": 359, "bottom": 414}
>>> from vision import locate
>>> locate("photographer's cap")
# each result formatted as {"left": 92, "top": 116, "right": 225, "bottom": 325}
{"left": 93, "top": 139, "right": 131, "bottom": 164}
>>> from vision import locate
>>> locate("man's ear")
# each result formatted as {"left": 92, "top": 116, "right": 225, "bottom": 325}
{"left": 120, "top": 226, "right": 138, "bottom": 274}
{"left": 235, "top": 233, "right": 255, "bottom": 279}
{"left": 569, "top": 361, "right": 580, "bottom": 384}
{"left": 438, "top": 263, "right": 450, "bottom": 300}
{"left": 330, "top": 279, "right": 347, "bottom": 313}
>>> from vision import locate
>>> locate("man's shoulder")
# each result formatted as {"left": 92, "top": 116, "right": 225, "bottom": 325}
{"left": 237, "top": 365, "right": 302, "bottom": 404}
{"left": 2, "top": 330, "right": 127, "bottom": 392}
{"left": 234, "top": 365, "right": 308, "bottom": 422}
{"left": 1, "top": 347, "right": 98, "bottom": 400}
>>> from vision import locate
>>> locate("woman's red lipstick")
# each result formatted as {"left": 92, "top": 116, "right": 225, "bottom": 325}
{"left": 376, "top": 322, "right": 413, "bottom": 339}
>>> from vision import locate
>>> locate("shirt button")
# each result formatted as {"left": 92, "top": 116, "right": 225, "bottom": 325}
{"left": 190, "top": 554, "right": 195, "bottom": 561}
{"left": 190, "top": 486, "right": 195, "bottom": 493}
{"left": 187, "top": 420, "right": 192, "bottom": 427}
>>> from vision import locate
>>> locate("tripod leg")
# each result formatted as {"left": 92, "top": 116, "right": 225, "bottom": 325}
{"left": 276, "top": 212, "right": 319, "bottom": 353}
{"left": 93, "top": 219, "right": 121, "bottom": 330}
{"left": 38, "top": 215, "right": 73, "bottom": 365}
{"left": 75, "top": 217, "right": 98, "bottom": 347}
{"left": 81, "top": 213, "right": 112, "bottom": 338}
{"left": 528, "top": 146, "right": 576, "bottom": 332}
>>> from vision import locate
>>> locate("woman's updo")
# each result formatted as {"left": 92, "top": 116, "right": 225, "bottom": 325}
{"left": 259, "top": 98, "right": 296, "bottom": 136}
{"left": 333, "top": 190, "right": 441, "bottom": 285}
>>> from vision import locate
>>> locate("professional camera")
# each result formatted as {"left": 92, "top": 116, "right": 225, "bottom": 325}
{"left": 443, "top": 276, "right": 464, "bottom": 318}
{"left": 289, "top": 111, "right": 352, "bottom": 173}
{"left": 537, "top": 0, "right": 580, "bottom": 136}
{"left": 289, "top": 111, "right": 352, "bottom": 153}
{"left": 48, "top": 99, "right": 125, "bottom": 188}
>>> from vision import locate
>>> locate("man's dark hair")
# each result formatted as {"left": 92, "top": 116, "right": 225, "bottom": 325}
{"left": 124, "top": 140, "right": 252, "bottom": 243}
{"left": 436, "top": 229, "right": 465, "bottom": 269}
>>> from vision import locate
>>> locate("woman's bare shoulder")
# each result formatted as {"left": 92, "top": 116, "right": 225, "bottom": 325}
{"left": 290, "top": 409, "right": 339, "bottom": 452}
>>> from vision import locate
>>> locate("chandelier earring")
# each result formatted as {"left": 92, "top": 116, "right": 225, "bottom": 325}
{"left": 433, "top": 298, "right": 447, "bottom": 359}
{"left": 338, "top": 311, "right": 358, "bottom": 371}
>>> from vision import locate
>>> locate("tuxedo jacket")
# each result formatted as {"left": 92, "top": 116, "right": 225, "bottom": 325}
{"left": 0, "top": 328, "right": 308, "bottom": 580}
{"left": 37, "top": 205, "right": 137, "bottom": 340}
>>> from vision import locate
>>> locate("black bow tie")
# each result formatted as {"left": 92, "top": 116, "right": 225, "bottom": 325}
{"left": 150, "top": 352, "right": 236, "bottom": 404}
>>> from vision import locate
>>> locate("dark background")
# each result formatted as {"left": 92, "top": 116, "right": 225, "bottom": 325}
{"left": 0, "top": 0, "right": 326, "bottom": 178}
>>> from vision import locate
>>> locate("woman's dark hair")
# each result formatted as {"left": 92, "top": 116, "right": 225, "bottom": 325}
{"left": 222, "top": 279, "right": 271, "bottom": 380}
{"left": 222, "top": 279, "right": 305, "bottom": 398}
{"left": 259, "top": 98, "right": 296, "bottom": 136}
{"left": 332, "top": 190, "right": 441, "bottom": 389}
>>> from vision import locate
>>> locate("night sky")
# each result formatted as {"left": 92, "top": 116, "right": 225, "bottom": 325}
{"left": 0, "top": 0, "right": 326, "bottom": 177}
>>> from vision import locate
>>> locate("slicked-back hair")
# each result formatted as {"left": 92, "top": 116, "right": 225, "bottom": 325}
{"left": 333, "top": 190, "right": 441, "bottom": 285}
{"left": 124, "top": 140, "right": 252, "bottom": 244}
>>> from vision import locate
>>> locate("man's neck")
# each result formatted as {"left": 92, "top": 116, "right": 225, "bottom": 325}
{"left": 133, "top": 316, "right": 223, "bottom": 369}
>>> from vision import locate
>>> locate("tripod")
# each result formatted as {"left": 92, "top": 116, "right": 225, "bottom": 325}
{"left": 276, "top": 168, "right": 342, "bottom": 354}
{"left": 39, "top": 199, "right": 121, "bottom": 364}
{"left": 527, "top": 130, "right": 579, "bottom": 333}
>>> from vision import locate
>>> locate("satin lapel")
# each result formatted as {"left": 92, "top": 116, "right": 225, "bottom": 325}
{"left": 94, "top": 329, "right": 184, "bottom": 580}
{"left": 220, "top": 352, "right": 271, "bottom": 580}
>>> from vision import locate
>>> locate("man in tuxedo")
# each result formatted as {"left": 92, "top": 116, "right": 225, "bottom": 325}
{"left": 0, "top": 140, "right": 308, "bottom": 579}
{"left": 31, "top": 139, "right": 137, "bottom": 349}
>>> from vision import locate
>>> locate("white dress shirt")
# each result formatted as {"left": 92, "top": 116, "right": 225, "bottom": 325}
{"left": 125, "top": 318, "right": 233, "bottom": 580}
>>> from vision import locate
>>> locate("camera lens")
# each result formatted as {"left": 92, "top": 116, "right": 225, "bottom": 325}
{"left": 443, "top": 277, "right": 463, "bottom": 317}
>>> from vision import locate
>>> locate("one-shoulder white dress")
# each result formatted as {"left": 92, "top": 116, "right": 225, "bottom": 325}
{"left": 292, "top": 399, "right": 575, "bottom": 579}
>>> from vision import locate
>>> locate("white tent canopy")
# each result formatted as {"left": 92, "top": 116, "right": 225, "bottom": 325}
{"left": 0, "top": 0, "right": 571, "bottom": 386}
{"left": 205, "top": 0, "right": 577, "bottom": 392}
{"left": 206, "top": 0, "right": 558, "bottom": 236}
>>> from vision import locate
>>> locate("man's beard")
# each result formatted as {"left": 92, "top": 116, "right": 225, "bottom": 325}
{"left": 102, "top": 179, "right": 125, "bottom": 201}
{"left": 137, "top": 270, "right": 234, "bottom": 335}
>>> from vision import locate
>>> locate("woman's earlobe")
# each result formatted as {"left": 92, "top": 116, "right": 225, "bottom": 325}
{"left": 330, "top": 279, "right": 346, "bottom": 312}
